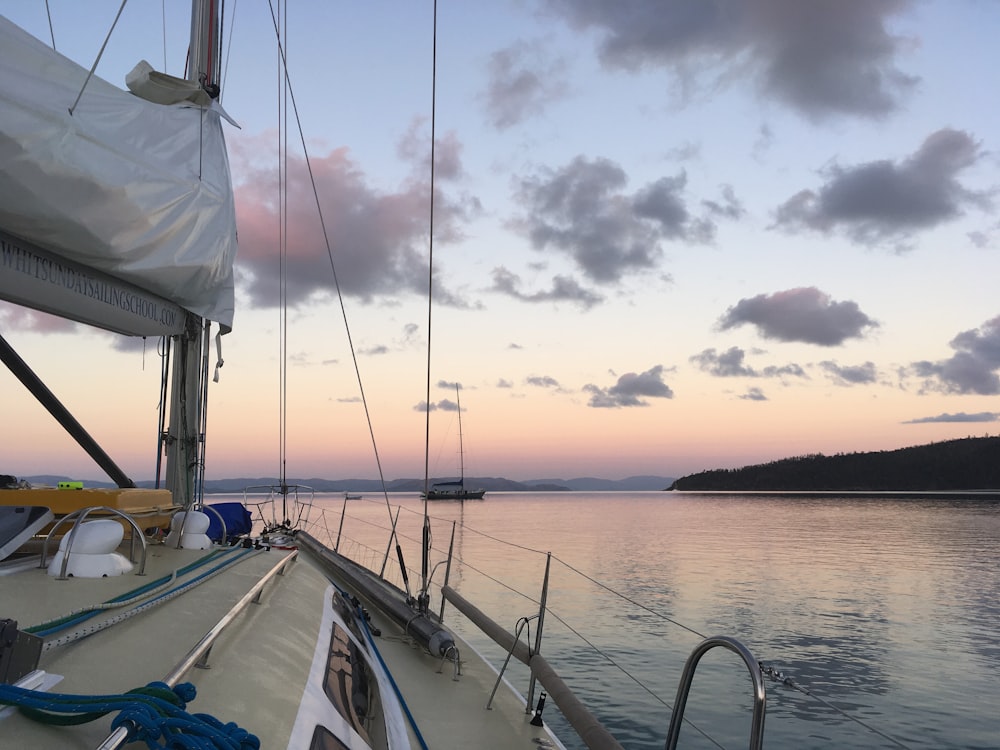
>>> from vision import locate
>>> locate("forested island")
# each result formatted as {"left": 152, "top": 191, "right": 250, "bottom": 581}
{"left": 669, "top": 436, "right": 1000, "bottom": 491}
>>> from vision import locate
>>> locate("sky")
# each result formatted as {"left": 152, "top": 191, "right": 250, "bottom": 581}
{"left": 1, "top": 0, "right": 998, "bottom": 483}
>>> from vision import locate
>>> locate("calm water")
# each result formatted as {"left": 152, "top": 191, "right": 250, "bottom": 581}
{"left": 288, "top": 491, "right": 1000, "bottom": 750}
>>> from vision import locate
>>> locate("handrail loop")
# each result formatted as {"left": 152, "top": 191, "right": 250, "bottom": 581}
{"left": 39, "top": 505, "right": 148, "bottom": 578}
{"left": 665, "top": 635, "right": 767, "bottom": 750}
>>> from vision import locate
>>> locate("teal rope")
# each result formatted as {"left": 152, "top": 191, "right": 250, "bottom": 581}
{"left": 0, "top": 680, "right": 259, "bottom": 749}
{"left": 32, "top": 549, "right": 256, "bottom": 640}
{"left": 27, "top": 549, "right": 237, "bottom": 637}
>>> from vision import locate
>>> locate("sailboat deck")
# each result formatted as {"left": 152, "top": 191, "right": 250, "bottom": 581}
{"left": 1, "top": 539, "right": 562, "bottom": 749}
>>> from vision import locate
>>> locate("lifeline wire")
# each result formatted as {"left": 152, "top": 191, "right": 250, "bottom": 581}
{"left": 330, "top": 500, "right": 915, "bottom": 750}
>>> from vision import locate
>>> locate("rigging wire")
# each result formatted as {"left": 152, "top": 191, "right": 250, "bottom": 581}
{"left": 219, "top": 0, "right": 239, "bottom": 101}
{"left": 68, "top": 0, "right": 129, "bottom": 116}
{"left": 161, "top": 0, "right": 167, "bottom": 71}
{"left": 332, "top": 497, "right": 915, "bottom": 750}
{"left": 44, "top": 0, "right": 56, "bottom": 50}
{"left": 419, "top": 0, "right": 440, "bottom": 612}
{"left": 277, "top": 0, "right": 288, "bottom": 491}
{"left": 261, "top": 0, "right": 406, "bottom": 544}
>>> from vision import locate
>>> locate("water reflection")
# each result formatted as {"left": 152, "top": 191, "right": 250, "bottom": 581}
{"left": 302, "top": 491, "right": 1000, "bottom": 750}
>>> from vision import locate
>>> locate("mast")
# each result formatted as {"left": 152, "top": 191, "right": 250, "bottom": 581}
{"left": 456, "top": 385, "right": 465, "bottom": 492}
{"left": 164, "top": 0, "right": 222, "bottom": 510}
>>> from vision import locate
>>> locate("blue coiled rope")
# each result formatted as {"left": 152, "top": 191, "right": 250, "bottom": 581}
{"left": 0, "top": 680, "right": 259, "bottom": 749}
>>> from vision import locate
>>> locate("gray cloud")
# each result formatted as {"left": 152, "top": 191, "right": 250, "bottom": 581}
{"left": 512, "top": 157, "right": 734, "bottom": 283}
{"left": 491, "top": 267, "right": 603, "bottom": 309}
{"left": 719, "top": 287, "right": 879, "bottom": 346}
{"left": 0, "top": 302, "right": 77, "bottom": 335}
{"left": 483, "top": 40, "right": 569, "bottom": 129}
{"left": 911, "top": 316, "right": 1000, "bottom": 395}
{"left": 542, "top": 0, "right": 917, "bottom": 119}
{"left": 690, "top": 346, "right": 807, "bottom": 378}
{"left": 397, "top": 122, "right": 466, "bottom": 184}
{"left": 773, "top": 129, "right": 989, "bottom": 247}
{"left": 740, "top": 387, "right": 768, "bottom": 401}
{"left": 691, "top": 347, "right": 756, "bottom": 377}
{"left": 701, "top": 185, "right": 745, "bottom": 221}
{"left": 903, "top": 412, "right": 999, "bottom": 424}
{"left": 412, "top": 398, "right": 460, "bottom": 412}
{"left": 584, "top": 365, "right": 674, "bottom": 408}
{"left": 436, "top": 398, "right": 460, "bottom": 412}
{"left": 526, "top": 375, "right": 561, "bottom": 388}
{"left": 820, "top": 360, "right": 878, "bottom": 385}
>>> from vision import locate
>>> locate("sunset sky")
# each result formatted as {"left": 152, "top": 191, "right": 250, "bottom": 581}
{"left": 1, "top": 1, "right": 998, "bottom": 483}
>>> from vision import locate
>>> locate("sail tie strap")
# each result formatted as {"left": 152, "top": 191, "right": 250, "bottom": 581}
{"left": 213, "top": 330, "right": 224, "bottom": 383}
{"left": 0, "top": 680, "right": 260, "bottom": 749}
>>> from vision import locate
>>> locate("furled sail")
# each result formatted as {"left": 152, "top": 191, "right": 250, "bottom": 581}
{"left": 0, "top": 15, "right": 237, "bottom": 333}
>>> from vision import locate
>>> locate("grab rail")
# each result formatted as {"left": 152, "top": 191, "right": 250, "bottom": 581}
{"left": 40, "top": 506, "right": 148, "bottom": 578}
{"left": 665, "top": 635, "right": 767, "bottom": 750}
{"left": 92, "top": 549, "right": 298, "bottom": 750}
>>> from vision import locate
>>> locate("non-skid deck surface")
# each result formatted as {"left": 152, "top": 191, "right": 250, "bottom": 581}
{"left": 1, "top": 541, "right": 564, "bottom": 749}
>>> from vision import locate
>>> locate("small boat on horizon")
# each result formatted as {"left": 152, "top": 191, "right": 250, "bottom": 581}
{"left": 422, "top": 385, "right": 487, "bottom": 501}
{"left": 422, "top": 480, "right": 486, "bottom": 501}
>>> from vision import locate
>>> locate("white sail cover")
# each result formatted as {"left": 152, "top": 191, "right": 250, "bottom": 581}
{"left": 0, "top": 16, "right": 236, "bottom": 332}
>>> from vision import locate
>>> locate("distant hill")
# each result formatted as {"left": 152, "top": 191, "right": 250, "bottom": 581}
{"left": 17, "top": 474, "right": 675, "bottom": 493}
{"left": 527, "top": 475, "right": 675, "bottom": 491}
{"left": 669, "top": 437, "right": 1000, "bottom": 492}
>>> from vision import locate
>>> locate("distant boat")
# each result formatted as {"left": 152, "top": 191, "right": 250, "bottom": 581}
{"left": 423, "top": 385, "right": 486, "bottom": 501}
{"left": 343, "top": 492, "right": 362, "bottom": 500}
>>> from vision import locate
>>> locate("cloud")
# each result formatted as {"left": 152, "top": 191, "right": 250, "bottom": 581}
{"left": 230, "top": 132, "right": 476, "bottom": 310}
{"left": 903, "top": 412, "right": 999, "bottom": 424}
{"left": 739, "top": 387, "right": 768, "bottom": 401}
{"left": 109, "top": 335, "right": 157, "bottom": 354}
{"left": 0, "top": 302, "right": 77, "bottom": 335}
{"left": 400, "top": 323, "right": 420, "bottom": 346}
{"left": 690, "top": 347, "right": 756, "bottom": 377}
{"left": 773, "top": 129, "right": 990, "bottom": 248}
{"left": 490, "top": 267, "right": 604, "bottom": 309}
{"left": 497, "top": 378, "right": 514, "bottom": 388}
{"left": 413, "top": 398, "right": 460, "bottom": 412}
{"left": 718, "top": 287, "right": 878, "bottom": 346}
{"left": 690, "top": 346, "right": 807, "bottom": 378}
{"left": 397, "top": 122, "right": 467, "bottom": 184}
{"left": 584, "top": 364, "right": 674, "bottom": 408}
{"left": 526, "top": 375, "right": 561, "bottom": 388}
{"left": 701, "top": 185, "right": 745, "bottom": 221}
{"left": 483, "top": 40, "right": 569, "bottom": 129}
{"left": 423, "top": 383, "right": 466, "bottom": 412}
{"left": 511, "top": 157, "right": 734, "bottom": 282}
{"left": 542, "top": 0, "right": 918, "bottom": 119}
{"left": 435, "top": 398, "right": 460, "bottom": 412}
{"left": 910, "top": 316, "right": 1000, "bottom": 395}
{"left": 819, "top": 360, "right": 878, "bottom": 385}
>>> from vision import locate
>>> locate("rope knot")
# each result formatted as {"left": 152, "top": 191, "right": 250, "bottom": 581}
{"left": 171, "top": 682, "right": 198, "bottom": 704}
{"left": 110, "top": 704, "right": 163, "bottom": 743}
